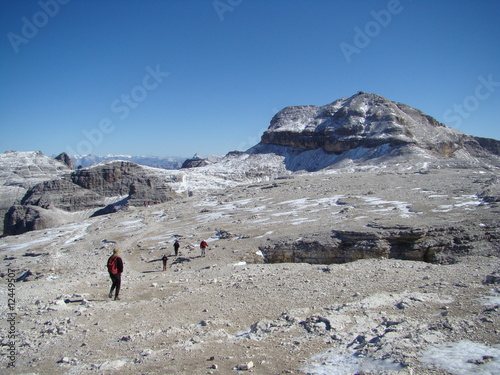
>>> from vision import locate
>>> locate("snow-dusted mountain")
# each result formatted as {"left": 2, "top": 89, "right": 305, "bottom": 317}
{"left": 0, "top": 150, "right": 70, "bottom": 187}
{"left": 70, "top": 154, "right": 185, "bottom": 170}
{"left": 0, "top": 151, "right": 71, "bottom": 230}
{"left": 173, "top": 92, "right": 500, "bottom": 187}
{"left": 129, "top": 92, "right": 499, "bottom": 200}
{"left": 2, "top": 92, "right": 500, "bottom": 236}
{"left": 2, "top": 94, "right": 500, "bottom": 374}
{"left": 246, "top": 92, "right": 500, "bottom": 171}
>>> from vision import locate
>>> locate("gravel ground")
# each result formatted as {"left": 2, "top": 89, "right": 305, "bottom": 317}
{"left": 1, "top": 168, "right": 499, "bottom": 374}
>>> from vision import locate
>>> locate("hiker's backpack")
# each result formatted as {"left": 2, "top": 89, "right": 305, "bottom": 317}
{"left": 107, "top": 256, "right": 119, "bottom": 274}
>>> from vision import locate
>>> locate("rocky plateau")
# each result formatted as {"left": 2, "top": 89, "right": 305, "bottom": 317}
{"left": 1, "top": 92, "right": 499, "bottom": 374}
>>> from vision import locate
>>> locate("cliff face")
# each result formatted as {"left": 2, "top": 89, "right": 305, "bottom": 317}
{"left": 473, "top": 136, "right": 500, "bottom": 156}
{"left": 21, "top": 179, "right": 104, "bottom": 212}
{"left": 71, "top": 161, "right": 152, "bottom": 197}
{"left": 72, "top": 161, "right": 176, "bottom": 206}
{"left": 259, "top": 92, "right": 500, "bottom": 160}
{"left": 259, "top": 225, "right": 499, "bottom": 265}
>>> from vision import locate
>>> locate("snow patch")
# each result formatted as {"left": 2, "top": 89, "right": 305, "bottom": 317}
{"left": 419, "top": 341, "right": 500, "bottom": 375}
{"left": 482, "top": 289, "right": 500, "bottom": 307}
{"left": 302, "top": 350, "right": 403, "bottom": 375}
{"left": 361, "top": 197, "right": 414, "bottom": 218}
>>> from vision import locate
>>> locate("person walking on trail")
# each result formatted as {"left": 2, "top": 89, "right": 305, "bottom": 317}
{"left": 107, "top": 248, "right": 123, "bottom": 301}
{"left": 162, "top": 254, "right": 168, "bottom": 271}
{"left": 200, "top": 240, "right": 208, "bottom": 257}
{"left": 173, "top": 240, "right": 180, "bottom": 256}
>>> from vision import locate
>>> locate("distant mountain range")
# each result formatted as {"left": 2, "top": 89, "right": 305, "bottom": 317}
{"left": 68, "top": 154, "right": 186, "bottom": 169}
{"left": 2, "top": 91, "right": 500, "bottom": 236}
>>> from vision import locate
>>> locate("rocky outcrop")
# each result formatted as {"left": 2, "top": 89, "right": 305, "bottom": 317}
{"left": 181, "top": 154, "right": 210, "bottom": 169}
{"left": 31, "top": 161, "right": 170, "bottom": 205}
{"left": 54, "top": 152, "right": 74, "bottom": 170}
{"left": 258, "top": 93, "right": 500, "bottom": 162}
{"left": 473, "top": 136, "right": 500, "bottom": 156}
{"left": 0, "top": 151, "right": 72, "bottom": 233}
{"left": 3, "top": 205, "right": 64, "bottom": 236}
{"left": 260, "top": 224, "right": 500, "bottom": 265}
{"left": 3, "top": 161, "right": 177, "bottom": 235}
{"left": 71, "top": 161, "right": 155, "bottom": 196}
{"left": 21, "top": 179, "right": 104, "bottom": 211}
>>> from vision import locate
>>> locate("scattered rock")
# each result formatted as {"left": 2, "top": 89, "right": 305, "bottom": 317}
{"left": 236, "top": 361, "right": 254, "bottom": 371}
{"left": 484, "top": 271, "right": 500, "bottom": 284}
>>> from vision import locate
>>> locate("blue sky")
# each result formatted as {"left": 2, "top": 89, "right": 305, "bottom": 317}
{"left": 1, "top": 0, "right": 499, "bottom": 158}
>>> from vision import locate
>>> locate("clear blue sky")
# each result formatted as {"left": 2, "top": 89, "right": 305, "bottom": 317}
{"left": 1, "top": 0, "right": 499, "bottom": 158}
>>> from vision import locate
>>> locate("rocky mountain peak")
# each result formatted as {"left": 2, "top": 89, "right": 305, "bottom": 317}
{"left": 254, "top": 92, "right": 500, "bottom": 170}
{"left": 55, "top": 152, "right": 74, "bottom": 170}
{"left": 262, "top": 92, "right": 456, "bottom": 155}
{"left": 181, "top": 154, "right": 210, "bottom": 169}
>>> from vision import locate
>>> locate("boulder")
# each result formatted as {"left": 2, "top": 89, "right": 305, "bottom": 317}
{"left": 3, "top": 205, "right": 64, "bottom": 235}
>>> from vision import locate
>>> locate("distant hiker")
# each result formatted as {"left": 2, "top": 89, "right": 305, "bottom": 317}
{"left": 162, "top": 254, "right": 168, "bottom": 271}
{"left": 200, "top": 240, "right": 208, "bottom": 257}
{"left": 173, "top": 240, "right": 180, "bottom": 256}
{"left": 107, "top": 248, "right": 124, "bottom": 301}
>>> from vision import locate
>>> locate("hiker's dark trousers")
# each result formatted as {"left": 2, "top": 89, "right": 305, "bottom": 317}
{"left": 109, "top": 272, "right": 121, "bottom": 297}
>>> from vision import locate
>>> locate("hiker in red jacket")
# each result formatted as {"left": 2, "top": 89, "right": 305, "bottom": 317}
{"left": 200, "top": 240, "right": 208, "bottom": 257}
{"left": 107, "top": 248, "right": 124, "bottom": 300}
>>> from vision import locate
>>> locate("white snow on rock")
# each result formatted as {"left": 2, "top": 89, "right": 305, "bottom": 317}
{"left": 0, "top": 150, "right": 70, "bottom": 187}
{"left": 302, "top": 350, "right": 403, "bottom": 375}
{"left": 482, "top": 289, "right": 500, "bottom": 307}
{"left": 419, "top": 341, "right": 500, "bottom": 375}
